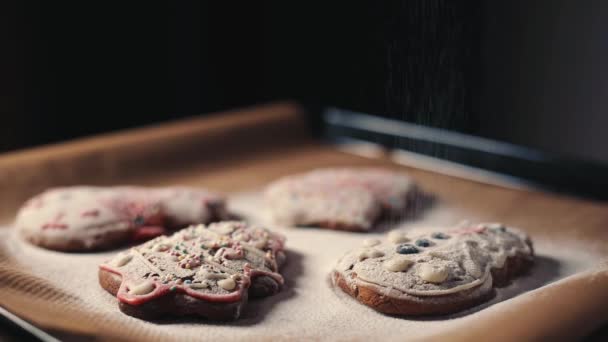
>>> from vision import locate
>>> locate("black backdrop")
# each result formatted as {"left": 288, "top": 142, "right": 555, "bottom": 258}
{"left": 4, "top": 1, "right": 608, "bottom": 166}
{"left": 1, "top": 1, "right": 480, "bottom": 152}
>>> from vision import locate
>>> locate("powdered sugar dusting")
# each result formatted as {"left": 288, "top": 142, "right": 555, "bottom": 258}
{"left": 264, "top": 168, "right": 414, "bottom": 230}
{"left": 336, "top": 223, "right": 532, "bottom": 299}
{"left": 0, "top": 190, "right": 604, "bottom": 341}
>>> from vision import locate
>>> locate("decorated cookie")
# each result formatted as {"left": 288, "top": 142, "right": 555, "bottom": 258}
{"left": 264, "top": 168, "right": 415, "bottom": 231}
{"left": 99, "top": 221, "right": 286, "bottom": 320}
{"left": 332, "top": 222, "right": 534, "bottom": 315}
{"left": 15, "top": 186, "right": 229, "bottom": 251}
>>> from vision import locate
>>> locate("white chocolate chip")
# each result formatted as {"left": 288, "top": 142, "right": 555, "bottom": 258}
{"left": 358, "top": 249, "right": 385, "bottom": 261}
{"left": 387, "top": 230, "right": 410, "bottom": 244}
{"left": 357, "top": 252, "right": 368, "bottom": 261}
{"left": 362, "top": 239, "right": 381, "bottom": 247}
{"left": 111, "top": 254, "right": 133, "bottom": 267}
{"left": 418, "top": 264, "right": 449, "bottom": 283}
{"left": 154, "top": 243, "right": 171, "bottom": 252}
{"left": 218, "top": 278, "right": 236, "bottom": 291}
{"left": 383, "top": 257, "right": 414, "bottom": 272}
{"left": 129, "top": 281, "right": 155, "bottom": 295}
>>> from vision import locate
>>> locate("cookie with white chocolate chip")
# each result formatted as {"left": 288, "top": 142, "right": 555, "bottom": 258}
{"left": 99, "top": 221, "right": 286, "bottom": 320}
{"left": 264, "top": 168, "right": 416, "bottom": 231}
{"left": 15, "top": 186, "right": 229, "bottom": 251}
{"left": 332, "top": 223, "right": 534, "bottom": 316}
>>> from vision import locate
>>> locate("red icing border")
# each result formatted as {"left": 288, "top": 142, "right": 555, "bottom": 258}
{"left": 100, "top": 264, "right": 247, "bottom": 305}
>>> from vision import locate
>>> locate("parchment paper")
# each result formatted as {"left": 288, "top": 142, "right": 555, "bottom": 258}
{"left": 1, "top": 190, "right": 606, "bottom": 341}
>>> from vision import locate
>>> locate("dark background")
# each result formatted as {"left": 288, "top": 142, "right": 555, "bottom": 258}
{"left": 2, "top": 1, "right": 608, "bottom": 164}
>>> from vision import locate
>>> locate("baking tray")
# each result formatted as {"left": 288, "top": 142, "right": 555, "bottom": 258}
{"left": 1, "top": 102, "right": 607, "bottom": 341}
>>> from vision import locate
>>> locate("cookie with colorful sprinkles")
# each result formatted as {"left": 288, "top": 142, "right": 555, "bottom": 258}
{"left": 332, "top": 222, "right": 534, "bottom": 316}
{"left": 264, "top": 168, "right": 416, "bottom": 231}
{"left": 99, "top": 221, "right": 286, "bottom": 320}
{"left": 15, "top": 186, "right": 229, "bottom": 251}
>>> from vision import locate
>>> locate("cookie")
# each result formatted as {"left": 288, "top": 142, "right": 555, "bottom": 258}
{"left": 15, "top": 186, "right": 229, "bottom": 251}
{"left": 99, "top": 221, "right": 286, "bottom": 320}
{"left": 264, "top": 168, "right": 415, "bottom": 231}
{"left": 332, "top": 222, "right": 534, "bottom": 316}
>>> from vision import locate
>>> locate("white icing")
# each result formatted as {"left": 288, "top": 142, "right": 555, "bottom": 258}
{"left": 111, "top": 253, "right": 133, "bottom": 267}
{"left": 356, "top": 272, "right": 490, "bottom": 297}
{"left": 101, "top": 221, "right": 284, "bottom": 299}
